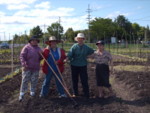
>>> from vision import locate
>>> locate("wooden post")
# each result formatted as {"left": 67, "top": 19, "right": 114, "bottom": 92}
{"left": 11, "top": 34, "right": 14, "bottom": 73}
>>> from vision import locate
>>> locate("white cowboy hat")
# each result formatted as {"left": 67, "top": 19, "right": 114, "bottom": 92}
{"left": 74, "top": 33, "right": 85, "bottom": 41}
{"left": 45, "top": 36, "right": 61, "bottom": 44}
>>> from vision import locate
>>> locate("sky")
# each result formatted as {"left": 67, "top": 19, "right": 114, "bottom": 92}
{"left": 0, "top": 0, "right": 150, "bottom": 41}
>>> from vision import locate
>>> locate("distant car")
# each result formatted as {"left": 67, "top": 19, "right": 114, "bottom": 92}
{"left": 0, "top": 42, "right": 10, "bottom": 49}
{"left": 147, "top": 41, "right": 150, "bottom": 44}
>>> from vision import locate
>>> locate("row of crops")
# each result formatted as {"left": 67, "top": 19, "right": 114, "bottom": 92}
{"left": 0, "top": 43, "right": 150, "bottom": 64}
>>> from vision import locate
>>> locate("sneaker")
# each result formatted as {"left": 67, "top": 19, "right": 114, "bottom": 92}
{"left": 39, "top": 94, "right": 43, "bottom": 98}
{"left": 30, "top": 92, "right": 35, "bottom": 97}
{"left": 19, "top": 95, "right": 24, "bottom": 102}
{"left": 72, "top": 94, "right": 76, "bottom": 97}
{"left": 59, "top": 94, "right": 67, "bottom": 98}
{"left": 72, "top": 94, "right": 79, "bottom": 98}
{"left": 39, "top": 94, "right": 47, "bottom": 99}
{"left": 19, "top": 92, "right": 24, "bottom": 102}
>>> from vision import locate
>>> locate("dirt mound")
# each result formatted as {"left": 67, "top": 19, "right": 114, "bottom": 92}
{"left": 0, "top": 64, "right": 150, "bottom": 113}
{"left": 115, "top": 71, "right": 150, "bottom": 100}
{"left": 0, "top": 73, "right": 21, "bottom": 103}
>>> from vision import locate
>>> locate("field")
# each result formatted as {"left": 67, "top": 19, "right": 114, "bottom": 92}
{"left": 0, "top": 44, "right": 150, "bottom": 113}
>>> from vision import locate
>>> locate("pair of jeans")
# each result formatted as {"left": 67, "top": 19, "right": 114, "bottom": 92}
{"left": 71, "top": 65, "right": 89, "bottom": 98}
{"left": 40, "top": 71, "right": 65, "bottom": 96}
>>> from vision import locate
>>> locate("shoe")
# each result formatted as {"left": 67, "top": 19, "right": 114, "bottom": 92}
{"left": 30, "top": 92, "right": 35, "bottom": 97}
{"left": 39, "top": 94, "right": 44, "bottom": 98}
{"left": 59, "top": 94, "right": 67, "bottom": 98}
{"left": 19, "top": 92, "right": 24, "bottom": 102}
{"left": 19, "top": 95, "right": 24, "bottom": 102}
{"left": 72, "top": 94, "right": 76, "bottom": 97}
{"left": 39, "top": 94, "right": 47, "bottom": 99}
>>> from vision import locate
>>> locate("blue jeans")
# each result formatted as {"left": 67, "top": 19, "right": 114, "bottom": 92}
{"left": 40, "top": 71, "right": 65, "bottom": 96}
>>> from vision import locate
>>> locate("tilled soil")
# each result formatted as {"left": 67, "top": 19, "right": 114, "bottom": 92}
{"left": 0, "top": 63, "right": 150, "bottom": 113}
{"left": 0, "top": 68, "right": 11, "bottom": 78}
{"left": 0, "top": 65, "right": 20, "bottom": 78}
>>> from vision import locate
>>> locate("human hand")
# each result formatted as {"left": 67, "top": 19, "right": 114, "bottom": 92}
{"left": 64, "top": 58, "right": 69, "bottom": 63}
{"left": 22, "top": 67, "right": 27, "bottom": 71}
{"left": 55, "top": 61, "right": 59, "bottom": 65}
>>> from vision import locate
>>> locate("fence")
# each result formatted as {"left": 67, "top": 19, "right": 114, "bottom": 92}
{"left": 0, "top": 39, "right": 150, "bottom": 76}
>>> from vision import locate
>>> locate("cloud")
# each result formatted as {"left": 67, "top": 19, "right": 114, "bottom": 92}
{"left": 35, "top": 1, "right": 51, "bottom": 9}
{"left": 106, "top": 11, "right": 130, "bottom": 20}
{"left": 7, "top": 4, "right": 29, "bottom": 10}
{"left": 61, "top": 15, "right": 88, "bottom": 31}
{"left": 0, "top": 0, "right": 37, "bottom": 4}
{"left": 3, "top": 21, "right": 29, "bottom": 25}
{"left": 0, "top": 3, "right": 85, "bottom": 38}
{"left": 13, "top": 7, "right": 74, "bottom": 17}
{"left": 0, "top": 11, "right": 5, "bottom": 16}
{"left": 90, "top": 3, "right": 103, "bottom": 11}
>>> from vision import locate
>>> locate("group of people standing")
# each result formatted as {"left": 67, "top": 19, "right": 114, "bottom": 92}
{"left": 19, "top": 33, "right": 113, "bottom": 101}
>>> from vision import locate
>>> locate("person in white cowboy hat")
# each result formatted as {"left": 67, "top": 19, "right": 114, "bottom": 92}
{"left": 19, "top": 35, "right": 42, "bottom": 101}
{"left": 40, "top": 36, "right": 67, "bottom": 98}
{"left": 67, "top": 33, "right": 94, "bottom": 99}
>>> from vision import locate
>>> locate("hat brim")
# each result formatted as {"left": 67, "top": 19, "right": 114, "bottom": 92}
{"left": 45, "top": 40, "right": 62, "bottom": 45}
{"left": 96, "top": 43, "right": 104, "bottom": 45}
{"left": 74, "top": 37, "right": 85, "bottom": 41}
{"left": 29, "top": 39, "right": 40, "bottom": 43}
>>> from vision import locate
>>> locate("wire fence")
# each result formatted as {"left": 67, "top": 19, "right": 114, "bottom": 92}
{"left": 0, "top": 38, "right": 150, "bottom": 79}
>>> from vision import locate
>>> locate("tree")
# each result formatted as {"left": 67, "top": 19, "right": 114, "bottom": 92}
{"left": 131, "top": 23, "right": 141, "bottom": 42}
{"left": 146, "top": 25, "right": 150, "bottom": 40}
{"left": 64, "top": 28, "right": 75, "bottom": 42}
{"left": 47, "top": 22, "right": 63, "bottom": 40}
{"left": 30, "top": 25, "right": 43, "bottom": 38}
{"left": 90, "top": 18, "right": 116, "bottom": 42}
{"left": 114, "top": 15, "right": 132, "bottom": 42}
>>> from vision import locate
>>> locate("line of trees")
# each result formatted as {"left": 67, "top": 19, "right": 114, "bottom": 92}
{"left": 12, "top": 15, "right": 150, "bottom": 43}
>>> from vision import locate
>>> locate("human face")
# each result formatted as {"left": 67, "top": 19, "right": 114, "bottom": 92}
{"left": 49, "top": 41, "right": 57, "bottom": 48}
{"left": 30, "top": 39, "right": 38, "bottom": 46}
{"left": 97, "top": 44, "right": 104, "bottom": 51}
{"left": 77, "top": 38, "right": 85, "bottom": 45}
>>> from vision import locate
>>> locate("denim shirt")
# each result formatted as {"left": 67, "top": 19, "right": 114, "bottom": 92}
{"left": 47, "top": 48, "right": 59, "bottom": 72}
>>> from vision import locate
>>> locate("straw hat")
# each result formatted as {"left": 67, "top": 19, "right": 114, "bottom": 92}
{"left": 45, "top": 36, "right": 61, "bottom": 45}
{"left": 74, "top": 33, "right": 85, "bottom": 41}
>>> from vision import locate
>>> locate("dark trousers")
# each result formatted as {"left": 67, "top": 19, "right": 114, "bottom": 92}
{"left": 71, "top": 65, "right": 89, "bottom": 98}
{"left": 95, "top": 64, "right": 111, "bottom": 87}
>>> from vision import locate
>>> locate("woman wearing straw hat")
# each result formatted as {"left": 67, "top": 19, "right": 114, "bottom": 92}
{"left": 67, "top": 33, "right": 94, "bottom": 98}
{"left": 19, "top": 36, "right": 42, "bottom": 101}
{"left": 40, "top": 36, "right": 67, "bottom": 98}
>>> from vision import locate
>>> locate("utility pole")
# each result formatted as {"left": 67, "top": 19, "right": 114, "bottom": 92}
{"left": 4, "top": 32, "right": 6, "bottom": 41}
{"left": 11, "top": 33, "right": 14, "bottom": 73}
{"left": 43, "top": 24, "right": 46, "bottom": 47}
{"left": 86, "top": 4, "right": 92, "bottom": 43}
{"left": 144, "top": 27, "right": 147, "bottom": 43}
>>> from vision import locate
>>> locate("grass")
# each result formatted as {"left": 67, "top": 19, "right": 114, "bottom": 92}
{"left": 113, "top": 53, "right": 147, "bottom": 62}
{"left": 0, "top": 68, "right": 21, "bottom": 83}
{"left": 114, "top": 65, "right": 150, "bottom": 72}
{"left": 0, "top": 49, "right": 11, "bottom": 53}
